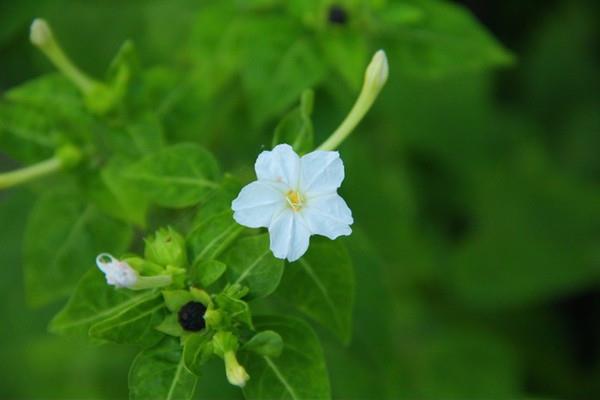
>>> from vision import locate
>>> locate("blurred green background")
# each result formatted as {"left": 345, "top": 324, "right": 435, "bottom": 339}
{"left": 1, "top": 0, "right": 599, "bottom": 399}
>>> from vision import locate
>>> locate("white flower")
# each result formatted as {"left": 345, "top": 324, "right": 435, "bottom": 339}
{"left": 96, "top": 253, "right": 138, "bottom": 288}
{"left": 231, "top": 144, "right": 353, "bottom": 262}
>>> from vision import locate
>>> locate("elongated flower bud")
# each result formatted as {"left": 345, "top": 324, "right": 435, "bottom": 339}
{"left": 364, "top": 49, "right": 389, "bottom": 94}
{"left": 224, "top": 351, "right": 250, "bottom": 387}
{"left": 96, "top": 253, "right": 138, "bottom": 288}
{"left": 30, "top": 18, "right": 53, "bottom": 48}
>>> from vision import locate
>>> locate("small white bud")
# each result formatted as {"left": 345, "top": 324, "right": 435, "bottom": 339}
{"left": 364, "top": 49, "right": 389, "bottom": 92}
{"left": 224, "top": 352, "right": 250, "bottom": 387}
{"left": 96, "top": 253, "right": 138, "bottom": 289}
{"left": 30, "top": 18, "right": 53, "bottom": 48}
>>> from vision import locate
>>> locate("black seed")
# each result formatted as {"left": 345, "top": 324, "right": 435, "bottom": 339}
{"left": 178, "top": 301, "right": 207, "bottom": 332}
{"left": 328, "top": 5, "right": 348, "bottom": 25}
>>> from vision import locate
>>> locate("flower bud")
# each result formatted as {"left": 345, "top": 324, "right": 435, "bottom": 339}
{"left": 224, "top": 351, "right": 250, "bottom": 387}
{"left": 96, "top": 253, "right": 138, "bottom": 288}
{"left": 364, "top": 49, "right": 389, "bottom": 93}
{"left": 30, "top": 18, "right": 53, "bottom": 48}
{"left": 144, "top": 227, "right": 188, "bottom": 268}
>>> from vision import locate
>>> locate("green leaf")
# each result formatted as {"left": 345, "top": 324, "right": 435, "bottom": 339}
{"left": 129, "top": 337, "right": 198, "bottom": 400}
{"left": 89, "top": 294, "right": 166, "bottom": 347}
{"left": 50, "top": 268, "right": 161, "bottom": 338}
{"left": 272, "top": 89, "right": 314, "bottom": 154}
{"left": 241, "top": 316, "right": 330, "bottom": 400}
{"left": 124, "top": 143, "right": 220, "bottom": 208}
{"left": 190, "top": 260, "right": 227, "bottom": 288}
{"left": 215, "top": 291, "right": 253, "bottom": 329}
{"left": 276, "top": 238, "right": 355, "bottom": 344}
{"left": 25, "top": 187, "right": 133, "bottom": 306}
{"left": 0, "top": 74, "right": 91, "bottom": 163}
{"left": 183, "top": 331, "right": 214, "bottom": 376}
{"left": 384, "top": 0, "right": 514, "bottom": 77}
{"left": 243, "top": 330, "right": 283, "bottom": 358}
{"left": 238, "top": 17, "right": 326, "bottom": 126}
{"left": 187, "top": 185, "right": 245, "bottom": 263}
{"left": 220, "top": 234, "right": 284, "bottom": 299}
{"left": 85, "top": 158, "right": 150, "bottom": 227}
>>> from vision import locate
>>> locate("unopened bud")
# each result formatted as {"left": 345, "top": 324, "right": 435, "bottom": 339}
{"left": 364, "top": 49, "right": 389, "bottom": 93}
{"left": 144, "top": 227, "right": 188, "bottom": 268}
{"left": 30, "top": 18, "right": 53, "bottom": 48}
{"left": 224, "top": 351, "right": 250, "bottom": 387}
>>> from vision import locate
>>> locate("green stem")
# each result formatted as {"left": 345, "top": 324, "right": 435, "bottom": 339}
{"left": 0, "top": 157, "right": 63, "bottom": 190}
{"left": 317, "top": 84, "right": 378, "bottom": 151}
{"left": 30, "top": 19, "right": 99, "bottom": 95}
{"left": 133, "top": 274, "right": 173, "bottom": 290}
{"left": 318, "top": 49, "right": 389, "bottom": 151}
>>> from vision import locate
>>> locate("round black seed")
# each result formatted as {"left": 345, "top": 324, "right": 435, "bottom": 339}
{"left": 178, "top": 301, "right": 207, "bottom": 332}
{"left": 328, "top": 5, "right": 348, "bottom": 25}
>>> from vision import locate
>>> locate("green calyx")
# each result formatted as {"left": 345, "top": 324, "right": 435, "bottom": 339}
{"left": 144, "top": 227, "right": 188, "bottom": 269}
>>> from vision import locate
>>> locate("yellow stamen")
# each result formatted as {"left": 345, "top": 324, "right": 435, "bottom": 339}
{"left": 286, "top": 190, "right": 304, "bottom": 211}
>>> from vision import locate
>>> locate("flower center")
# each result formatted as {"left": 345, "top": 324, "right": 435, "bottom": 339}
{"left": 286, "top": 190, "right": 304, "bottom": 212}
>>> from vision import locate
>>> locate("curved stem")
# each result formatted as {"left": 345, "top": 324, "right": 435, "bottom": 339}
{"left": 0, "top": 157, "right": 63, "bottom": 190}
{"left": 317, "top": 86, "right": 377, "bottom": 151}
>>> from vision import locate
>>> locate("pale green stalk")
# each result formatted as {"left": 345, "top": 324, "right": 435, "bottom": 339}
{"left": 30, "top": 18, "right": 99, "bottom": 95}
{"left": 0, "top": 157, "right": 62, "bottom": 189}
{"left": 318, "top": 50, "right": 389, "bottom": 151}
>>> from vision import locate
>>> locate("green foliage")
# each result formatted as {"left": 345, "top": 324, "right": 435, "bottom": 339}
{"left": 124, "top": 143, "right": 220, "bottom": 208}
{"left": 3, "top": 0, "right": 597, "bottom": 399}
{"left": 242, "top": 316, "right": 331, "bottom": 400}
{"left": 25, "top": 187, "right": 132, "bottom": 306}
{"left": 183, "top": 331, "right": 214, "bottom": 375}
{"left": 277, "top": 239, "right": 355, "bottom": 343}
{"left": 220, "top": 234, "right": 284, "bottom": 300}
{"left": 129, "top": 337, "right": 198, "bottom": 400}
{"left": 272, "top": 90, "right": 315, "bottom": 154}
{"left": 242, "top": 330, "right": 283, "bottom": 358}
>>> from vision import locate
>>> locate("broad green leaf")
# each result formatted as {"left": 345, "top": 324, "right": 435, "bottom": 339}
{"left": 241, "top": 316, "right": 330, "bottom": 400}
{"left": 276, "top": 238, "right": 355, "bottom": 343}
{"left": 384, "top": 0, "right": 513, "bottom": 77}
{"left": 129, "top": 337, "right": 198, "bottom": 400}
{"left": 188, "top": 184, "right": 245, "bottom": 263}
{"left": 319, "top": 31, "right": 368, "bottom": 91}
{"left": 25, "top": 187, "right": 133, "bottom": 306}
{"left": 183, "top": 331, "right": 214, "bottom": 376}
{"left": 238, "top": 17, "right": 326, "bottom": 126}
{"left": 50, "top": 268, "right": 161, "bottom": 338}
{"left": 190, "top": 260, "right": 227, "bottom": 288}
{"left": 243, "top": 330, "right": 283, "bottom": 358}
{"left": 88, "top": 295, "right": 166, "bottom": 347}
{"left": 0, "top": 74, "right": 91, "bottom": 163}
{"left": 84, "top": 158, "right": 150, "bottom": 227}
{"left": 220, "top": 234, "right": 284, "bottom": 299}
{"left": 124, "top": 143, "right": 220, "bottom": 208}
{"left": 101, "top": 113, "right": 164, "bottom": 159}
{"left": 272, "top": 89, "right": 314, "bottom": 154}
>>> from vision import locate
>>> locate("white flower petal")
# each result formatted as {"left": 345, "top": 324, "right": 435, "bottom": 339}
{"left": 300, "top": 150, "right": 344, "bottom": 194}
{"left": 255, "top": 144, "right": 301, "bottom": 187}
{"left": 96, "top": 253, "right": 138, "bottom": 288}
{"left": 302, "top": 193, "right": 353, "bottom": 239}
{"left": 268, "top": 209, "right": 311, "bottom": 262}
{"left": 232, "top": 181, "right": 286, "bottom": 228}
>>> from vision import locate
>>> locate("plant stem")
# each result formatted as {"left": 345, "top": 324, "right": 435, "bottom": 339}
{"left": 318, "top": 50, "right": 389, "bottom": 151}
{"left": 317, "top": 85, "right": 378, "bottom": 151}
{"left": 0, "top": 157, "right": 63, "bottom": 190}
